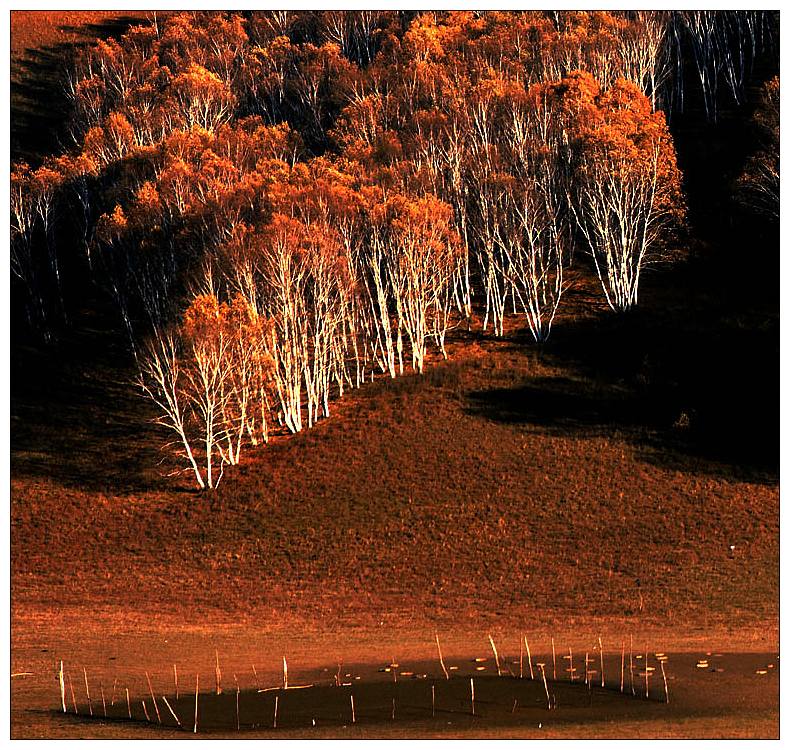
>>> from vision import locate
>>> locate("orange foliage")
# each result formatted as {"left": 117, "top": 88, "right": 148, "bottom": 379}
{"left": 11, "top": 10, "right": 719, "bottom": 485}
{"left": 182, "top": 292, "right": 225, "bottom": 342}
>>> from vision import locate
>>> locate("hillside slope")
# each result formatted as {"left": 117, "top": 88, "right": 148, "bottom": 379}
{"left": 11, "top": 270, "right": 778, "bottom": 639}
{"left": 10, "top": 3, "right": 777, "bottom": 657}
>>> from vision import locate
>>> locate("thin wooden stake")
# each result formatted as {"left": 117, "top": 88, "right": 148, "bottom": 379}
{"left": 100, "top": 683, "right": 107, "bottom": 717}
{"left": 568, "top": 648, "right": 574, "bottom": 682}
{"left": 273, "top": 694, "right": 279, "bottom": 728}
{"left": 350, "top": 694, "right": 356, "bottom": 723}
{"left": 68, "top": 673, "right": 78, "bottom": 714}
{"left": 58, "top": 661, "right": 66, "bottom": 713}
{"left": 519, "top": 639, "right": 524, "bottom": 679}
{"left": 193, "top": 674, "right": 199, "bottom": 733}
{"left": 145, "top": 671, "right": 161, "bottom": 723}
{"left": 282, "top": 656, "right": 288, "bottom": 690}
{"left": 235, "top": 674, "right": 240, "bottom": 731}
{"left": 435, "top": 634, "right": 449, "bottom": 680}
{"left": 538, "top": 664, "right": 551, "bottom": 710}
{"left": 584, "top": 652, "right": 590, "bottom": 685}
{"left": 469, "top": 677, "right": 475, "bottom": 716}
{"left": 162, "top": 695, "right": 182, "bottom": 727}
{"left": 392, "top": 696, "right": 396, "bottom": 720}
{"left": 83, "top": 667, "right": 93, "bottom": 716}
{"left": 252, "top": 664, "right": 261, "bottom": 690}
{"left": 173, "top": 663, "right": 179, "bottom": 700}
{"left": 524, "top": 635, "right": 534, "bottom": 680}
{"left": 620, "top": 640, "right": 625, "bottom": 693}
{"left": 599, "top": 637, "right": 605, "bottom": 688}
{"left": 488, "top": 634, "right": 502, "bottom": 676}
{"left": 142, "top": 699, "right": 150, "bottom": 723}
{"left": 629, "top": 635, "right": 635, "bottom": 696}
{"left": 126, "top": 687, "right": 131, "bottom": 719}
{"left": 111, "top": 678, "right": 118, "bottom": 707}
{"left": 551, "top": 637, "right": 556, "bottom": 680}
{"left": 644, "top": 648, "right": 649, "bottom": 698}
{"left": 215, "top": 650, "right": 222, "bottom": 695}
{"left": 660, "top": 658, "right": 669, "bottom": 704}
{"left": 431, "top": 684, "right": 435, "bottom": 717}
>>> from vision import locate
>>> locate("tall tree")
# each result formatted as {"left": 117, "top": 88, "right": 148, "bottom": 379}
{"left": 560, "top": 73, "right": 685, "bottom": 311}
{"left": 737, "top": 76, "right": 779, "bottom": 221}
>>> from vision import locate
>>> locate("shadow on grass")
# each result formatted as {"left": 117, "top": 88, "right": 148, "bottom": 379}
{"left": 11, "top": 15, "right": 149, "bottom": 165}
{"left": 465, "top": 263, "right": 778, "bottom": 486}
{"left": 467, "top": 376, "right": 651, "bottom": 435}
{"left": 10, "top": 320, "right": 171, "bottom": 495}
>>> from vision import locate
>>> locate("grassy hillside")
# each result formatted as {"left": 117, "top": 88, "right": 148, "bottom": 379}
{"left": 10, "top": 8, "right": 777, "bottom": 647}
{"left": 11, "top": 267, "right": 778, "bottom": 638}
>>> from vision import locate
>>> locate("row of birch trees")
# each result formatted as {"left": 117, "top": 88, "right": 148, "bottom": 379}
{"left": 132, "top": 150, "right": 463, "bottom": 488}
{"left": 10, "top": 11, "right": 775, "bottom": 487}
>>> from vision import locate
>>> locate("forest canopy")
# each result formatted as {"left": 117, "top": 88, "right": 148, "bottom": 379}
{"left": 10, "top": 10, "right": 778, "bottom": 488}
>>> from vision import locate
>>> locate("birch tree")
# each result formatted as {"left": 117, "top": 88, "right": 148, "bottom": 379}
{"left": 138, "top": 331, "right": 207, "bottom": 489}
{"left": 379, "top": 193, "right": 460, "bottom": 373}
{"left": 737, "top": 76, "right": 779, "bottom": 221}
{"left": 562, "top": 74, "right": 685, "bottom": 311}
{"left": 181, "top": 294, "right": 235, "bottom": 489}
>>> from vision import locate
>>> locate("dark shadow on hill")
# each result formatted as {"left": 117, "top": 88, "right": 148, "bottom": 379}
{"left": 10, "top": 313, "right": 172, "bottom": 495}
{"left": 9, "top": 15, "right": 180, "bottom": 494}
{"left": 11, "top": 16, "right": 148, "bottom": 165}
{"left": 467, "top": 376, "right": 651, "bottom": 435}
{"left": 465, "top": 261, "right": 778, "bottom": 486}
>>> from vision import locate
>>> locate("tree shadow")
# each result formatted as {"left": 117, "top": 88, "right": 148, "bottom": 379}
{"left": 465, "top": 262, "right": 778, "bottom": 486}
{"left": 9, "top": 13, "right": 187, "bottom": 494}
{"left": 10, "top": 318, "right": 174, "bottom": 495}
{"left": 11, "top": 15, "right": 150, "bottom": 165}
{"left": 468, "top": 376, "right": 654, "bottom": 435}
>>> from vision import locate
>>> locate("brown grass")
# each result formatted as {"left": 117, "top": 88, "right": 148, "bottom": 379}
{"left": 11, "top": 10, "right": 157, "bottom": 57}
{"left": 11, "top": 270, "right": 778, "bottom": 639}
{"left": 9, "top": 10, "right": 778, "bottom": 739}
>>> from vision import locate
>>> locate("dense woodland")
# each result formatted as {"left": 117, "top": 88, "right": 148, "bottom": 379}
{"left": 11, "top": 11, "right": 779, "bottom": 489}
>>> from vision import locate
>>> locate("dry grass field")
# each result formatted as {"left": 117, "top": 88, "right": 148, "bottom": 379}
{"left": 10, "top": 10, "right": 779, "bottom": 740}
{"left": 11, "top": 267, "right": 778, "bottom": 737}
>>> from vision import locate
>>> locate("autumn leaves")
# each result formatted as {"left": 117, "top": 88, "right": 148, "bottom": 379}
{"left": 139, "top": 179, "right": 462, "bottom": 488}
{"left": 558, "top": 74, "right": 685, "bottom": 311}
{"left": 9, "top": 11, "right": 775, "bottom": 488}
